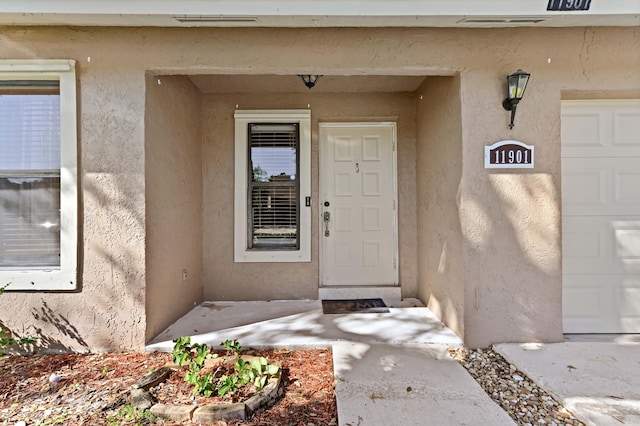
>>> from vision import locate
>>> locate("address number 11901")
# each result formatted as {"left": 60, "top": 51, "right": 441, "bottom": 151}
{"left": 484, "top": 140, "right": 534, "bottom": 169}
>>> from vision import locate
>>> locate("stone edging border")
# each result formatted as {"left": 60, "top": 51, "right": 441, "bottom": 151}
{"left": 129, "top": 358, "right": 283, "bottom": 423}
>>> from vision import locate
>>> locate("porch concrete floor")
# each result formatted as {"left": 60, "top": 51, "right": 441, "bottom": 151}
{"left": 146, "top": 298, "right": 463, "bottom": 350}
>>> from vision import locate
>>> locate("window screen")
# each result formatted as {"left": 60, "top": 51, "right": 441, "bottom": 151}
{"left": 248, "top": 123, "right": 299, "bottom": 249}
{"left": 0, "top": 80, "right": 61, "bottom": 269}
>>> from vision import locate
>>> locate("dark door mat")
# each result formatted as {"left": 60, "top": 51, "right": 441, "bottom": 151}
{"left": 322, "top": 298, "right": 390, "bottom": 314}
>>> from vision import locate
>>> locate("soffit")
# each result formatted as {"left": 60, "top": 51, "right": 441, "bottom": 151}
{"left": 0, "top": 0, "right": 638, "bottom": 27}
{"left": 188, "top": 75, "right": 427, "bottom": 94}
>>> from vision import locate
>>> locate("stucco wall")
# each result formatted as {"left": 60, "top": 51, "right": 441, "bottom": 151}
{"left": 144, "top": 75, "right": 204, "bottom": 341}
{"left": 0, "top": 25, "right": 637, "bottom": 350}
{"left": 458, "top": 67, "right": 567, "bottom": 347}
{"left": 416, "top": 76, "right": 465, "bottom": 339}
{"left": 0, "top": 29, "right": 148, "bottom": 352}
{"left": 202, "top": 92, "right": 418, "bottom": 300}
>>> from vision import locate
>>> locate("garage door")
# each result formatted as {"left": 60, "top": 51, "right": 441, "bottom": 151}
{"left": 562, "top": 100, "right": 640, "bottom": 333}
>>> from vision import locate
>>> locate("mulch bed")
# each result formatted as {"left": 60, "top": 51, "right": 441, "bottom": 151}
{"left": 0, "top": 348, "right": 336, "bottom": 425}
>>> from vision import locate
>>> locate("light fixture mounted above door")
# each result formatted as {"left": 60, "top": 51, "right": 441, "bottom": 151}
{"left": 299, "top": 75, "right": 321, "bottom": 89}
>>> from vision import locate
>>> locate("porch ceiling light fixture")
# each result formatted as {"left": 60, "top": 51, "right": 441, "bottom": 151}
{"left": 502, "top": 69, "right": 531, "bottom": 129}
{"left": 299, "top": 75, "right": 321, "bottom": 89}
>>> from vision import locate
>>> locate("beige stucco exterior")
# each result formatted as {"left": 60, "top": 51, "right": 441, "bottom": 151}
{"left": 202, "top": 92, "right": 417, "bottom": 301}
{"left": 0, "top": 26, "right": 638, "bottom": 351}
{"left": 416, "top": 76, "right": 465, "bottom": 339}
{"left": 144, "top": 75, "right": 204, "bottom": 342}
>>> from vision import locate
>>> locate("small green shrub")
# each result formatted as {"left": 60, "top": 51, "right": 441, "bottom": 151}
{"left": 221, "top": 339, "right": 242, "bottom": 355}
{"left": 171, "top": 337, "right": 280, "bottom": 397}
{"left": 250, "top": 357, "right": 280, "bottom": 390}
{"left": 218, "top": 374, "right": 239, "bottom": 396}
{"left": 172, "top": 336, "right": 217, "bottom": 396}
{"left": 106, "top": 403, "right": 157, "bottom": 425}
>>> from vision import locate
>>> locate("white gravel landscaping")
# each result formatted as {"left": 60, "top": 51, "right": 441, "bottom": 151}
{"left": 449, "top": 347, "right": 585, "bottom": 426}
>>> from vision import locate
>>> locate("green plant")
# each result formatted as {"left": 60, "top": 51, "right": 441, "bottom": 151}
{"left": 172, "top": 336, "right": 217, "bottom": 396}
{"left": 232, "top": 355, "right": 280, "bottom": 391}
{"left": 171, "top": 336, "right": 194, "bottom": 365}
{"left": 249, "top": 356, "right": 280, "bottom": 390}
{"left": 235, "top": 357, "right": 252, "bottom": 384}
{"left": 171, "top": 337, "right": 280, "bottom": 397}
{"left": 218, "top": 374, "right": 240, "bottom": 396}
{"left": 41, "top": 416, "right": 65, "bottom": 425}
{"left": 106, "top": 403, "right": 157, "bottom": 426}
{"left": 189, "top": 370, "right": 215, "bottom": 397}
{"left": 0, "top": 283, "right": 41, "bottom": 355}
{"left": 172, "top": 336, "right": 216, "bottom": 365}
{"left": 0, "top": 333, "right": 40, "bottom": 347}
{"left": 221, "top": 339, "right": 242, "bottom": 355}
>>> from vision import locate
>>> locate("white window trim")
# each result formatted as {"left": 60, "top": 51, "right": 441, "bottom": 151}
{"left": 234, "top": 110, "right": 311, "bottom": 262}
{"left": 0, "top": 59, "right": 78, "bottom": 291}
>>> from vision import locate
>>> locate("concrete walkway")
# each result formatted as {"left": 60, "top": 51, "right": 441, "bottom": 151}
{"left": 333, "top": 342, "right": 513, "bottom": 425}
{"left": 147, "top": 298, "right": 513, "bottom": 425}
{"left": 496, "top": 340, "right": 640, "bottom": 426}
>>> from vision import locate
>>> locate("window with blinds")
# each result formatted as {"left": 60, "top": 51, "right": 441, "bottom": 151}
{"left": 0, "top": 80, "right": 61, "bottom": 269}
{"left": 248, "top": 123, "right": 300, "bottom": 249}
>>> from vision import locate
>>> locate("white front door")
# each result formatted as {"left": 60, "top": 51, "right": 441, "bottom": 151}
{"left": 562, "top": 100, "right": 640, "bottom": 333}
{"left": 319, "top": 123, "right": 398, "bottom": 286}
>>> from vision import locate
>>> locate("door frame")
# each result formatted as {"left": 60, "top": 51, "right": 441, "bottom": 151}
{"left": 318, "top": 122, "right": 399, "bottom": 287}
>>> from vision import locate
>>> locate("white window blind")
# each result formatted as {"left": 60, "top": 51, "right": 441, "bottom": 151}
{"left": 248, "top": 123, "right": 299, "bottom": 249}
{"left": 0, "top": 81, "right": 61, "bottom": 269}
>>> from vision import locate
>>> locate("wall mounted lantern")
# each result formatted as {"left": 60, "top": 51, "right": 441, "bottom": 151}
{"left": 502, "top": 69, "right": 530, "bottom": 129}
{"left": 299, "top": 75, "right": 321, "bottom": 89}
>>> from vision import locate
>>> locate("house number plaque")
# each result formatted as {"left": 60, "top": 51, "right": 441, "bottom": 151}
{"left": 547, "top": 0, "right": 591, "bottom": 11}
{"left": 484, "top": 140, "right": 534, "bottom": 169}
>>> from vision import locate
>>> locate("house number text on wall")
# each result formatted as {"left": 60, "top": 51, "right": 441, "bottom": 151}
{"left": 484, "top": 140, "right": 534, "bottom": 169}
{"left": 547, "top": 0, "right": 591, "bottom": 11}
